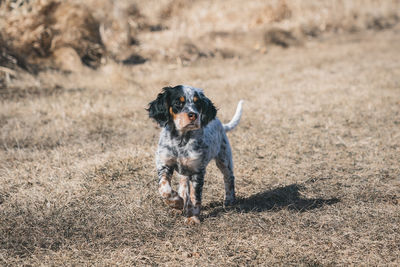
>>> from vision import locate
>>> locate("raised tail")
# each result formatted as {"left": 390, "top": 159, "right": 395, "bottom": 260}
{"left": 223, "top": 100, "right": 244, "bottom": 132}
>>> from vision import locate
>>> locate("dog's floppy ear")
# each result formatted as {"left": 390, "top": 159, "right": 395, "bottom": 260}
{"left": 147, "top": 87, "right": 171, "bottom": 127}
{"left": 200, "top": 93, "right": 217, "bottom": 126}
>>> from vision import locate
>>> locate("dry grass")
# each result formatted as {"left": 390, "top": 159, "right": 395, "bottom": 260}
{"left": 136, "top": 0, "right": 400, "bottom": 63}
{"left": 1, "top": 0, "right": 399, "bottom": 71}
{"left": 1, "top": 1, "right": 400, "bottom": 266}
{"left": 0, "top": 0, "right": 104, "bottom": 71}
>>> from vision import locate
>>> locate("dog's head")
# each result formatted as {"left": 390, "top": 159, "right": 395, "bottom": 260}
{"left": 147, "top": 85, "right": 217, "bottom": 131}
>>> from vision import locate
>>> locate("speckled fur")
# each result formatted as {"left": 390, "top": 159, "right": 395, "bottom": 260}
{"left": 148, "top": 85, "right": 243, "bottom": 224}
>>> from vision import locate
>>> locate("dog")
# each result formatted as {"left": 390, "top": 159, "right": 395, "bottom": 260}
{"left": 147, "top": 85, "right": 243, "bottom": 225}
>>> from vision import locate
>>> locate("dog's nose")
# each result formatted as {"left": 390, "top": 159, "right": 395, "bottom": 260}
{"left": 188, "top": 112, "right": 198, "bottom": 121}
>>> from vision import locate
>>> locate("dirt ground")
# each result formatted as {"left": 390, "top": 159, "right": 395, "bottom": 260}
{"left": 1, "top": 24, "right": 400, "bottom": 266}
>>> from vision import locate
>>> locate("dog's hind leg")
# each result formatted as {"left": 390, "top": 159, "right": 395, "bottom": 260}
{"left": 215, "top": 137, "right": 236, "bottom": 206}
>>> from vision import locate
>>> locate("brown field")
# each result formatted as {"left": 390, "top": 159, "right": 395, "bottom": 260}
{"left": 1, "top": 1, "right": 400, "bottom": 266}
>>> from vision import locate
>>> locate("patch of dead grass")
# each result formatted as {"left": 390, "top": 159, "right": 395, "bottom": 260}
{"left": 0, "top": 0, "right": 104, "bottom": 70}
{"left": 1, "top": 0, "right": 399, "bottom": 72}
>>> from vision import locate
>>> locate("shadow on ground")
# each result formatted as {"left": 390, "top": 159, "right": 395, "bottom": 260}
{"left": 204, "top": 184, "right": 340, "bottom": 218}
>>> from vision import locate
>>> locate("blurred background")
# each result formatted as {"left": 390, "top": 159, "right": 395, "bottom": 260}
{"left": 1, "top": 0, "right": 399, "bottom": 79}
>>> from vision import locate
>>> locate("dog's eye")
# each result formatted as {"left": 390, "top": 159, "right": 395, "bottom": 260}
{"left": 177, "top": 97, "right": 185, "bottom": 105}
{"left": 174, "top": 99, "right": 184, "bottom": 109}
{"left": 194, "top": 98, "right": 201, "bottom": 109}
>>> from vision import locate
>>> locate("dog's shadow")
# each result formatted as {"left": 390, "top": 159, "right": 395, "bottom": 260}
{"left": 203, "top": 184, "right": 339, "bottom": 217}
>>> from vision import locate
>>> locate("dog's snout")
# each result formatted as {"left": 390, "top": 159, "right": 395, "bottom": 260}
{"left": 188, "top": 112, "right": 198, "bottom": 121}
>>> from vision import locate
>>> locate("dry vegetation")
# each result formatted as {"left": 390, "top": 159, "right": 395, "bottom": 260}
{"left": 1, "top": 0, "right": 400, "bottom": 265}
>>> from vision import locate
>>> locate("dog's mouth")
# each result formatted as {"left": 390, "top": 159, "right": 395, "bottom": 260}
{"left": 183, "top": 121, "right": 200, "bottom": 130}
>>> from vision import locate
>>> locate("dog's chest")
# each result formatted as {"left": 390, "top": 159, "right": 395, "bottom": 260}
{"left": 177, "top": 151, "right": 203, "bottom": 170}
{"left": 174, "top": 145, "right": 203, "bottom": 174}
{"left": 158, "top": 140, "right": 204, "bottom": 175}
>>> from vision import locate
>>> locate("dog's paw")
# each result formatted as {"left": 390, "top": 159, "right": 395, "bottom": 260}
{"left": 223, "top": 197, "right": 236, "bottom": 207}
{"left": 184, "top": 216, "right": 200, "bottom": 225}
{"left": 224, "top": 197, "right": 236, "bottom": 207}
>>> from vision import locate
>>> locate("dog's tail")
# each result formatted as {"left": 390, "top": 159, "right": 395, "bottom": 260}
{"left": 223, "top": 100, "right": 244, "bottom": 132}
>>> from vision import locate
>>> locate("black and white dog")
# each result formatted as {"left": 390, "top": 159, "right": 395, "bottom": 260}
{"left": 147, "top": 85, "right": 243, "bottom": 224}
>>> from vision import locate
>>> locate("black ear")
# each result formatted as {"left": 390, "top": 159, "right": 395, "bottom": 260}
{"left": 200, "top": 94, "right": 217, "bottom": 126}
{"left": 147, "top": 88, "right": 170, "bottom": 127}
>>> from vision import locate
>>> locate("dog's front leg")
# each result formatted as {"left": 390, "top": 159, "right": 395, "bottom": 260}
{"left": 184, "top": 171, "right": 205, "bottom": 225}
{"left": 157, "top": 166, "right": 183, "bottom": 209}
{"left": 178, "top": 175, "right": 190, "bottom": 209}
